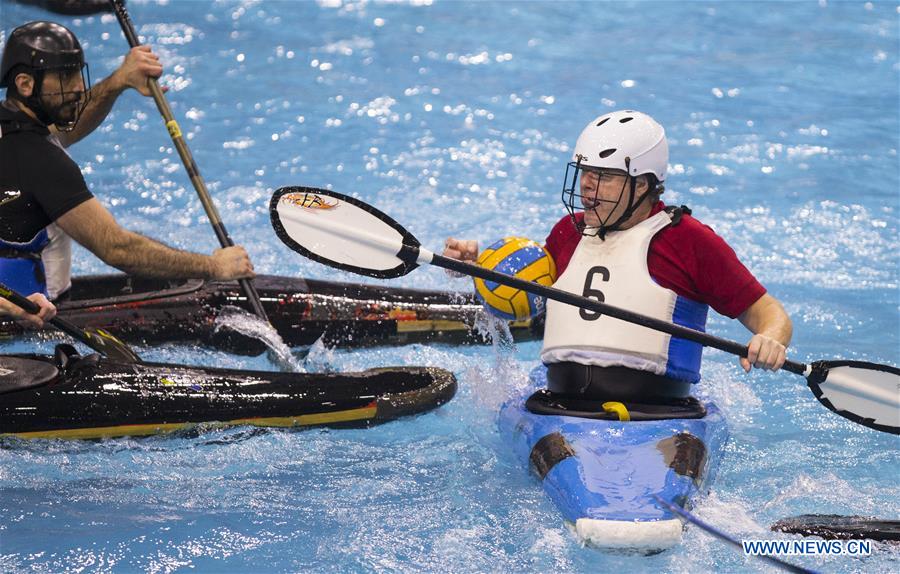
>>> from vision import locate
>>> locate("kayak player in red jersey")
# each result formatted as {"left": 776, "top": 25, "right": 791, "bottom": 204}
{"left": 444, "top": 110, "right": 793, "bottom": 401}
{"left": 0, "top": 21, "right": 255, "bottom": 301}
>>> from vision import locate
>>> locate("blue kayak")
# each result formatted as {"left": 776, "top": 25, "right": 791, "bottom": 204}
{"left": 498, "top": 366, "right": 729, "bottom": 553}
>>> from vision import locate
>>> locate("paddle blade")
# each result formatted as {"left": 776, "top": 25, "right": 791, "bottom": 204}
{"left": 23, "top": 0, "right": 115, "bottom": 16}
{"left": 806, "top": 360, "right": 900, "bottom": 434}
{"left": 270, "top": 187, "right": 420, "bottom": 279}
{"left": 772, "top": 514, "right": 900, "bottom": 542}
{"left": 80, "top": 327, "right": 142, "bottom": 363}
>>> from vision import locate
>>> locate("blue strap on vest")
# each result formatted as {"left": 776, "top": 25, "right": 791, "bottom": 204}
{"left": 665, "top": 296, "right": 709, "bottom": 383}
{"left": 0, "top": 230, "right": 50, "bottom": 297}
{"left": 662, "top": 204, "right": 708, "bottom": 384}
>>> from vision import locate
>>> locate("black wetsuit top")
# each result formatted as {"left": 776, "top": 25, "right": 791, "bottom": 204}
{"left": 0, "top": 104, "right": 93, "bottom": 246}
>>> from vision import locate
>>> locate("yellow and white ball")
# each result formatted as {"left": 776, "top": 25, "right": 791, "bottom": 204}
{"left": 473, "top": 237, "right": 557, "bottom": 321}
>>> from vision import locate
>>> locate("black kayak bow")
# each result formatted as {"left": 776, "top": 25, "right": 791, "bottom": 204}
{"left": 269, "top": 186, "right": 899, "bottom": 435}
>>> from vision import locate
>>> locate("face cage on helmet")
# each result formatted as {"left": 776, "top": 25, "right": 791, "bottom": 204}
{"left": 30, "top": 62, "right": 92, "bottom": 132}
{"left": 561, "top": 160, "right": 636, "bottom": 239}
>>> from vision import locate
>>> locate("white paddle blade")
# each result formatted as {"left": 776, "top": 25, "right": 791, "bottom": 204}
{"left": 270, "top": 187, "right": 420, "bottom": 278}
{"left": 809, "top": 361, "right": 900, "bottom": 434}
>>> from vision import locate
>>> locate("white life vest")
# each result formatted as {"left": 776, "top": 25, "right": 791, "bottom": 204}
{"left": 541, "top": 210, "right": 708, "bottom": 383}
{"left": 42, "top": 134, "right": 74, "bottom": 299}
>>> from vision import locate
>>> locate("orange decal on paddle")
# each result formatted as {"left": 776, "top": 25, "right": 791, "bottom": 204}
{"left": 281, "top": 192, "right": 338, "bottom": 210}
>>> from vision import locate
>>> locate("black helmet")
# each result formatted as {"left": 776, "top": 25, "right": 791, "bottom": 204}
{"left": 1, "top": 21, "right": 91, "bottom": 131}
{"left": 1, "top": 21, "right": 85, "bottom": 88}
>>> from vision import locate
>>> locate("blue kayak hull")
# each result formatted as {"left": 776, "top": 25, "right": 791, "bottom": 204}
{"left": 498, "top": 367, "right": 729, "bottom": 552}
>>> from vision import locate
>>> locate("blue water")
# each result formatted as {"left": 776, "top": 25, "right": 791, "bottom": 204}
{"left": 1, "top": 1, "right": 898, "bottom": 572}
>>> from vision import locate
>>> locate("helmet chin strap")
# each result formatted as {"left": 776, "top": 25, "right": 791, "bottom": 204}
{"left": 585, "top": 157, "right": 656, "bottom": 240}
{"left": 596, "top": 180, "right": 656, "bottom": 239}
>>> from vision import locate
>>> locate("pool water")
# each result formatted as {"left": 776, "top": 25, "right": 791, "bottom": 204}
{"left": 1, "top": 1, "right": 898, "bottom": 572}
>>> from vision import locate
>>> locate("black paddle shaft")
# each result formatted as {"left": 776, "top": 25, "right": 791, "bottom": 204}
{"left": 0, "top": 283, "right": 141, "bottom": 362}
{"left": 109, "top": 0, "right": 267, "bottom": 322}
{"left": 426, "top": 251, "right": 808, "bottom": 376}
{"left": 653, "top": 497, "right": 818, "bottom": 574}
{"left": 0, "top": 286, "right": 84, "bottom": 342}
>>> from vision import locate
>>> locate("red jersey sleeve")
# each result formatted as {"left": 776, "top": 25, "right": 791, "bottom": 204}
{"left": 648, "top": 206, "right": 766, "bottom": 319}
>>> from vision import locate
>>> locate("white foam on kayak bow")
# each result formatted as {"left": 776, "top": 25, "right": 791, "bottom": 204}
{"left": 574, "top": 517, "right": 683, "bottom": 552}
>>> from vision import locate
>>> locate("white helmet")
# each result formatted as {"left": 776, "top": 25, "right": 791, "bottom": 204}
{"left": 571, "top": 110, "right": 667, "bottom": 182}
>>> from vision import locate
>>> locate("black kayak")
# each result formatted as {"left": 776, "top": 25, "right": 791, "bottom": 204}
{"left": 0, "top": 274, "right": 542, "bottom": 354}
{"left": 0, "top": 344, "right": 457, "bottom": 440}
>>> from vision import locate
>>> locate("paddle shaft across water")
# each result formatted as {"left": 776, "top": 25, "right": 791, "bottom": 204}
{"left": 653, "top": 496, "right": 819, "bottom": 574}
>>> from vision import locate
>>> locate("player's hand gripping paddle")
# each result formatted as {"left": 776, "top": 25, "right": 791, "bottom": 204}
{"left": 0, "top": 283, "right": 142, "bottom": 363}
{"left": 109, "top": 0, "right": 268, "bottom": 322}
{"left": 270, "top": 186, "right": 899, "bottom": 435}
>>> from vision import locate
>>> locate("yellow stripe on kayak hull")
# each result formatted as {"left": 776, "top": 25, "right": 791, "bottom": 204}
{"left": 2, "top": 404, "right": 378, "bottom": 440}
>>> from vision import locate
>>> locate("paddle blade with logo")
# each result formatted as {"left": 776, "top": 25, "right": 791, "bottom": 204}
{"left": 805, "top": 360, "right": 899, "bottom": 435}
{"left": 270, "top": 187, "right": 421, "bottom": 279}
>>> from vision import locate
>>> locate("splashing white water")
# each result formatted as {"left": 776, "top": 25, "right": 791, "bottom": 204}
{"left": 465, "top": 313, "right": 535, "bottom": 412}
{"left": 760, "top": 472, "right": 885, "bottom": 516}
{"left": 302, "top": 336, "right": 338, "bottom": 373}
{"left": 213, "top": 306, "right": 305, "bottom": 372}
{"left": 694, "top": 492, "right": 769, "bottom": 536}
